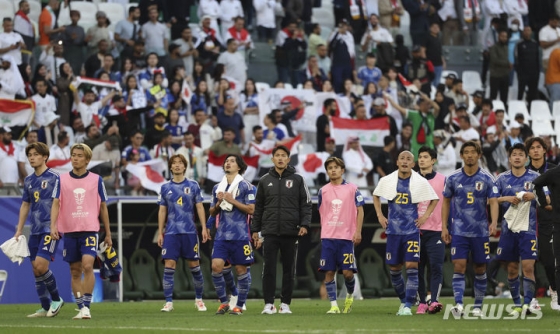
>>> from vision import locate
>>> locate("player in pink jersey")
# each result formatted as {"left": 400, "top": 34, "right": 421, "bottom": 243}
{"left": 51, "top": 143, "right": 112, "bottom": 320}
{"left": 317, "top": 157, "right": 365, "bottom": 314}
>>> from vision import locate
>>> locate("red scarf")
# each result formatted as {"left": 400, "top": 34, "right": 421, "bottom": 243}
{"left": 203, "top": 27, "right": 216, "bottom": 38}
{"left": 228, "top": 26, "right": 248, "bottom": 41}
{"left": 282, "top": 28, "right": 293, "bottom": 38}
{"left": 15, "top": 10, "right": 35, "bottom": 36}
{"left": 0, "top": 141, "right": 15, "bottom": 156}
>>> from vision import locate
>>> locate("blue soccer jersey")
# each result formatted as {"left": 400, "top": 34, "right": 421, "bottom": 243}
{"left": 158, "top": 179, "right": 204, "bottom": 235}
{"left": 495, "top": 169, "right": 539, "bottom": 234}
{"left": 443, "top": 168, "right": 498, "bottom": 237}
{"left": 386, "top": 177, "right": 419, "bottom": 235}
{"left": 22, "top": 168, "right": 59, "bottom": 235}
{"left": 211, "top": 180, "right": 256, "bottom": 241}
{"left": 357, "top": 66, "right": 382, "bottom": 87}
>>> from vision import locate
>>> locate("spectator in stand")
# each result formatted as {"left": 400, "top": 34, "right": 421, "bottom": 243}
{"left": 176, "top": 131, "right": 205, "bottom": 183}
{"left": 540, "top": 15, "right": 560, "bottom": 72}
{"left": 94, "top": 55, "right": 120, "bottom": 82}
{"left": 253, "top": 0, "right": 277, "bottom": 46}
{"left": 407, "top": 45, "right": 434, "bottom": 95}
{"left": 13, "top": 1, "right": 34, "bottom": 52}
{"left": 71, "top": 117, "right": 87, "bottom": 144}
{"left": 489, "top": 30, "right": 510, "bottom": 108}
{"left": 0, "top": 127, "right": 21, "bottom": 185}
{"left": 86, "top": 12, "right": 115, "bottom": 58}
{"left": 126, "top": 149, "right": 147, "bottom": 195}
{"left": 402, "top": 0, "right": 431, "bottom": 46}
{"left": 218, "top": 39, "right": 248, "bottom": 86}
{"left": 316, "top": 44, "right": 332, "bottom": 75}
{"left": 217, "top": 97, "right": 245, "bottom": 146}
{"left": 371, "top": 97, "right": 399, "bottom": 137}
{"left": 503, "top": 0, "right": 528, "bottom": 29}
{"left": 516, "top": 26, "right": 540, "bottom": 103}
{"left": 247, "top": 125, "right": 276, "bottom": 178}
{"left": 275, "top": 21, "right": 307, "bottom": 87}
{"left": 197, "top": 16, "right": 222, "bottom": 71}
{"left": 188, "top": 109, "right": 222, "bottom": 150}
{"left": 453, "top": 117, "right": 480, "bottom": 164}
{"left": 546, "top": 48, "right": 560, "bottom": 110}
{"left": 470, "top": 90, "right": 484, "bottom": 116}
{"left": 482, "top": 18, "right": 501, "bottom": 88}
{"left": 263, "top": 113, "right": 286, "bottom": 142}
{"left": 239, "top": 79, "right": 260, "bottom": 144}
{"left": 92, "top": 136, "right": 121, "bottom": 194}
{"left": 138, "top": 0, "right": 165, "bottom": 25}
{"left": 73, "top": 88, "right": 115, "bottom": 129}
{"left": 437, "top": 0, "right": 460, "bottom": 46}
{"left": 342, "top": 136, "right": 372, "bottom": 189}
{"left": 482, "top": 0, "right": 504, "bottom": 36}
{"left": 142, "top": 8, "right": 169, "bottom": 57}
{"left": 503, "top": 121, "right": 522, "bottom": 151}
{"left": 458, "top": 0, "right": 482, "bottom": 46}
{"left": 191, "top": 80, "right": 212, "bottom": 116}
{"left": 208, "top": 127, "right": 242, "bottom": 157}
{"left": 308, "top": 24, "right": 325, "bottom": 57}
{"left": 529, "top": 0, "right": 557, "bottom": 39}
{"left": 219, "top": 0, "right": 244, "bottom": 39}
{"left": 328, "top": 20, "right": 356, "bottom": 93}
{"left": 0, "top": 18, "right": 26, "bottom": 66}
{"left": 432, "top": 129, "right": 456, "bottom": 176}
{"left": 478, "top": 99, "right": 495, "bottom": 136}
{"left": 374, "top": 135, "right": 397, "bottom": 177}
{"left": 433, "top": 89, "right": 454, "bottom": 130}
{"left": 508, "top": 18, "right": 522, "bottom": 84}
{"left": 38, "top": 0, "right": 64, "bottom": 49}
{"left": 150, "top": 131, "right": 175, "bottom": 179}
{"left": 353, "top": 101, "right": 368, "bottom": 120}
{"left": 300, "top": 55, "right": 328, "bottom": 91}
{"left": 173, "top": 27, "right": 199, "bottom": 77}
{"left": 164, "top": 0, "right": 194, "bottom": 40}
{"left": 514, "top": 114, "right": 533, "bottom": 141}
{"left": 423, "top": 22, "right": 445, "bottom": 87}
{"left": 115, "top": 6, "right": 142, "bottom": 60}
{"left": 56, "top": 63, "right": 73, "bottom": 125}
{"left": 316, "top": 98, "right": 335, "bottom": 152}
{"left": 62, "top": 10, "right": 86, "bottom": 75}
{"left": 340, "top": 79, "right": 359, "bottom": 116}
{"left": 17, "top": 130, "right": 38, "bottom": 179}
{"left": 39, "top": 42, "right": 66, "bottom": 83}
{"left": 164, "top": 44, "right": 184, "bottom": 77}
{"left": 357, "top": 53, "right": 383, "bottom": 89}
{"left": 131, "top": 41, "right": 147, "bottom": 71}
{"left": 445, "top": 79, "right": 469, "bottom": 108}
{"left": 31, "top": 63, "right": 55, "bottom": 95}
{"left": 482, "top": 128, "right": 507, "bottom": 174}
{"left": 224, "top": 16, "right": 254, "bottom": 58}
{"left": 378, "top": 0, "right": 404, "bottom": 38}
{"left": 84, "top": 40, "right": 110, "bottom": 78}
{"left": 393, "top": 34, "right": 410, "bottom": 74}
{"left": 165, "top": 109, "right": 184, "bottom": 150}
{"left": 139, "top": 53, "right": 168, "bottom": 90}
{"left": 198, "top": 0, "right": 223, "bottom": 44}
{"left": 121, "top": 130, "right": 151, "bottom": 170}
{"left": 31, "top": 79, "right": 57, "bottom": 129}
{"left": 397, "top": 122, "right": 412, "bottom": 153}
{"left": 146, "top": 72, "right": 174, "bottom": 117}
{"left": 361, "top": 14, "right": 394, "bottom": 55}
{"left": 50, "top": 131, "right": 70, "bottom": 160}
{"left": 343, "top": 0, "right": 368, "bottom": 43}
{"left": 82, "top": 123, "right": 120, "bottom": 154}
{"left": 442, "top": 73, "right": 456, "bottom": 92}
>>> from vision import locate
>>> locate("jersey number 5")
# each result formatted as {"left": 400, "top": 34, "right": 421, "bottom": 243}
{"left": 467, "top": 192, "right": 474, "bottom": 204}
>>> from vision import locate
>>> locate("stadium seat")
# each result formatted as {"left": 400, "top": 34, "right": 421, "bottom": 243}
{"left": 320, "top": 26, "right": 332, "bottom": 42}
{"left": 312, "top": 7, "right": 335, "bottom": 30}
{"left": 255, "top": 82, "right": 270, "bottom": 93}
{"left": 533, "top": 118, "right": 555, "bottom": 136}
{"left": 508, "top": 100, "right": 531, "bottom": 121}
{"left": 530, "top": 100, "right": 552, "bottom": 120}
{"left": 462, "top": 71, "right": 483, "bottom": 94}
{"left": 284, "top": 83, "right": 294, "bottom": 90}
{"left": 553, "top": 101, "right": 560, "bottom": 118}
{"left": 157, "top": 256, "right": 194, "bottom": 299}
{"left": 357, "top": 248, "right": 387, "bottom": 297}
{"left": 68, "top": 1, "right": 98, "bottom": 30}
{"left": 26, "top": 0, "right": 41, "bottom": 22}
{"left": 0, "top": 0, "right": 15, "bottom": 19}
{"left": 98, "top": 3, "right": 126, "bottom": 26}
{"left": 57, "top": 4, "right": 71, "bottom": 26}
{"left": 121, "top": 257, "right": 144, "bottom": 301}
{"left": 492, "top": 100, "right": 505, "bottom": 113}
{"left": 399, "top": 10, "right": 411, "bottom": 46}
{"left": 129, "top": 249, "right": 162, "bottom": 299}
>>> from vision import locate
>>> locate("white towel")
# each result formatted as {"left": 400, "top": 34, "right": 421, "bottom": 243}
{"left": 504, "top": 192, "right": 531, "bottom": 233}
{"left": 1, "top": 236, "right": 30, "bottom": 265}
{"left": 217, "top": 174, "right": 244, "bottom": 211}
{"left": 373, "top": 170, "right": 439, "bottom": 203}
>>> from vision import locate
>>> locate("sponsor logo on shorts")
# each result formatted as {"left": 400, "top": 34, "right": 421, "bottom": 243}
{"left": 162, "top": 249, "right": 167, "bottom": 255}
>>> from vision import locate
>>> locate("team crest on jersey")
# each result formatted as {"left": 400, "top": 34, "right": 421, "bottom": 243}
{"left": 524, "top": 182, "right": 532, "bottom": 191}
{"left": 451, "top": 247, "right": 456, "bottom": 255}
{"left": 184, "top": 187, "right": 190, "bottom": 194}
{"left": 386, "top": 253, "right": 391, "bottom": 261}
{"left": 285, "top": 180, "right": 293, "bottom": 188}
{"left": 41, "top": 180, "right": 48, "bottom": 189}
{"left": 475, "top": 181, "right": 483, "bottom": 191}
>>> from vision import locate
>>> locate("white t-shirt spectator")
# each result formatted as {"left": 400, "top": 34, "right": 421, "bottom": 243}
{"left": 50, "top": 144, "right": 71, "bottom": 160}
{"left": 253, "top": 0, "right": 276, "bottom": 29}
{"left": 77, "top": 101, "right": 101, "bottom": 128}
{"left": 539, "top": 24, "right": 560, "bottom": 61}
{"left": 360, "top": 26, "right": 394, "bottom": 52}
{"left": 0, "top": 31, "right": 25, "bottom": 65}
{"left": 217, "top": 50, "right": 247, "bottom": 87}
{"left": 31, "top": 93, "right": 57, "bottom": 127}
{"left": 173, "top": 37, "right": 200, "bottom": 76}
{"left": 142, "top": 21, "right": 168, "bottom": 57}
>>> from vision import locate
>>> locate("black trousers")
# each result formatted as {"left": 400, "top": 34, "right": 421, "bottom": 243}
{"left": 262, "top": 235, "right": 298, "bottom": 305}
{"left": 517, "top": 73, "right": 539, "bottom": 103}
{"left": 489, "top": 75, "right": 509, "bottom": 108}
{"left": 538, "top": 224, "right": 560, "bottom": 297}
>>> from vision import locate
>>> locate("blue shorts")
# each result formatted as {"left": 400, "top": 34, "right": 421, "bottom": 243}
{"left": 212, "top": 240, "right": 253, "bottom": 266}
{"left": 29, "top": 233, "right": 58, "bottom": 262}
{"left": 451, "top": 235, "right": 490, "bottom": 263}
{"left": 63, "top": 232, "right": 99, "bottom": 263}
{"left": 162, "top": 234, "right": 200, "bottom": 261}
{"left": 319, "top": 239, "right": 357, "bottom": 273}
{"left": 386, "top": 233, "right": 420, "bottom": 265}
{"left": 496, "top": 231, "right": 538, "bottom": 262}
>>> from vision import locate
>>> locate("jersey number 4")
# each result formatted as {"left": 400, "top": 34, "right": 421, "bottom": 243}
{"left": 177, "top": 197, "right": 183, "bottom": 206}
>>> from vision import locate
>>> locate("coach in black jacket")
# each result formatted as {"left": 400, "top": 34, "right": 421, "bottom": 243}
{"left": 251, "top": 145, "right": 312, "bottom": 314}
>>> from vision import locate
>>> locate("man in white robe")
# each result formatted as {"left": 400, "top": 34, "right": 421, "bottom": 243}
{"left": 342, "top": 136, "right": 373, "bottom": 189}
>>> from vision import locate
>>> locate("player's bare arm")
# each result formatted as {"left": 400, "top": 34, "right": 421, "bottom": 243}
{"left": 157, "top": 205, "right": 167, "bottom": 247}
{"left": 222, "top": 192, "right": 255, "bottom": 215}
{"left": 195, "top": 202, "right": 210, "bottom": 242}
{"left": 15, "top": 201, "right": 30, "bottom": 241}
{"left": 441, "top": 197, "right": 451, "bottom": 244}
{"left": 488, "top": 197, "right": 499, "bottom": 236}
{"left": 50, "top": 198, "right": 60, "bottom": 240}
{"left": 373, "top": 195, "right": 387, "bottom": 229}
{"left": 99, "top": 202, "right": 112, "bottom": 248}
{"left": 354, "top": 206, "right": 364, "bottom": 245}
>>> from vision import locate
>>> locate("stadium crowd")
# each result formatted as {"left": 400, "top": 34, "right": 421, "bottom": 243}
{"left": 0, "top": 0, "right": 560, "bottom": 196}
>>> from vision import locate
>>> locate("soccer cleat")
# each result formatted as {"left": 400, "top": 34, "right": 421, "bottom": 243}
{"left": 397, "top": 307, "right": 412, "bottom": 316}
{"left": 451, "top": 304, "right": 464, "bottom": 317}
{"left": 416, "top": 303, "right": 428, "bottom": 314}
{"left": 471, "top": 307, "right": 484, "bottom": 317}
{"left": 326, "top": 306, "right": 340, "bottom": 314}
{"left": 428, "top": 301, "right": 443, "bottom": 314}
{"left": 27, "top": 308, "right": 48, "bottom": 318}
{"left": 342, "top": 295, "right": 353, "bottom": 314}
{"left": 509, "top": 307, "right": 523, "bottom": 316}
{"left": 242, "top": 304, "right": 247, "bottom": 311}
{"left": 195, "top": 299, "right": 207, "bottom": 311}
{"left": 279, "top": 303, "right": 292, "bottom": 314}
{"left": 215, "top": 303, "right": 230, "bottom": 315}
{"left": 161, "top": 302, "right": 174, "bottom": 312}
{"left": 73, "top": 307, "right": 91, "bottom": 320}
{"left": 229, "top": 295, "right": 238, "bottom": 310}
{"left": 529, "top": 298, "right": 540, "bottom": 312}
{"left": 47, "top": 298, "right": 64, "bottom": 317}
{"left": 229, "top": 306, "right": 243, "bottom": 315}
{"left": 395, "top": 303, "right": 405, "bottom": 315}
{"left": 261, "top": 303, "right": 277, "bottom": 314}
{"left": 551, "top": 290, "right": 560, "bottom": 311}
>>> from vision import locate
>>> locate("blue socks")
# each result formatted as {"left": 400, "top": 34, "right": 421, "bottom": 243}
{"left": 405, "top": 269, "right": 419, "bottom": 308}
{"left": 452, "top": 273, "right": 465, "bottom": 305}
{"left": 237, "top": 272, "right": 250, "bottom": 308}
{"left": 35, "top": 276, "right": 50, "bottom": 311}
{"left": 345, "top": 276, "right": 356, "bottom": 296}
{"left": 223, "top": 267, "right": 238, "bottom": 296}
{"left": 83, "top": 293, "right": 92, "bottom": 308}
{"left": 40, "top": 270, "right": 60, "bottom": 301}
{"left": 523, "top": 277, "right": 536, "bottom": 305}
{"left": 508, "top": 277, "right": 521, "bottom": 306}
{"left": 189, "top": 266, "right": 204, "bottom": 299}
{"left": 212, "top": 272, "right": 228, "bottom": 303}
{"left": 75, "top": 295, "right": 84, "bottom": 309}
{"left": 326, "top": 280, "right": 337, "bottom": 302}
{"left": 163, "top": 267, "right": 175, "bottom": 302}
{"left": 390, "top": 270, "right": 406, "bottom": 302}
{"left": 474, "top": 273, "right": 487, "bottom": 308}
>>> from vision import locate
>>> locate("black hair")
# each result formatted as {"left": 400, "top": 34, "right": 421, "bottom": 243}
{"left": 252, "top": 125, "right": 262, "bottom": 133}
{"left": 223, "top": 127, "right": 236, "bottom": 134}
{"left": 272, "top": 145, "right": 290, "bottom": 157}
{"left": 128, "top": 6, "right": 138, "bottom": 15}
{"left": 508, "top": 143, "right": 527, "bottom": 157}
{"left": 223, "top": 154, "right": 247, "bottom": 175}
{"left": 460, "top": 140, "right": 482, "bottom": 155}
{"left": 481, "top": 98, "right": 493, "bottom": 107}
{"left": 384, "top": 135, "right": 395, "bottom": 146}
{"left": 418, "top": 146, "right": 437, "bottom": 160}
{"left": 323, "top": 98, "right": 336, "bottom": 108}
{"left": 525, "top": 137, "right": 548, "bottom": 152}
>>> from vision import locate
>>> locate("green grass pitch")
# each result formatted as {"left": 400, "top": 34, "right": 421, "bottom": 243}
{"left": 1, "top": 298, "right": 560, "bottom": 333}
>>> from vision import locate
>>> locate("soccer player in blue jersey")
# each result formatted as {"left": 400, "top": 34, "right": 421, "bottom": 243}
{"left": 442, "top": 140, "right": 499, "bottom": 317}
{"left": 209, "top": 155, "right": 256, "bottom": 315}
{"left": 495, "top": 143, "right": 539, "bottom": 315}
{"left": 15, "top": 142, "right": 64, "bottom": 318}
{"left": 373, "top": 151, "right": 439, "bottom": 316}
{"left": 157, "top": 154, "right": 209, "bottom": 312}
